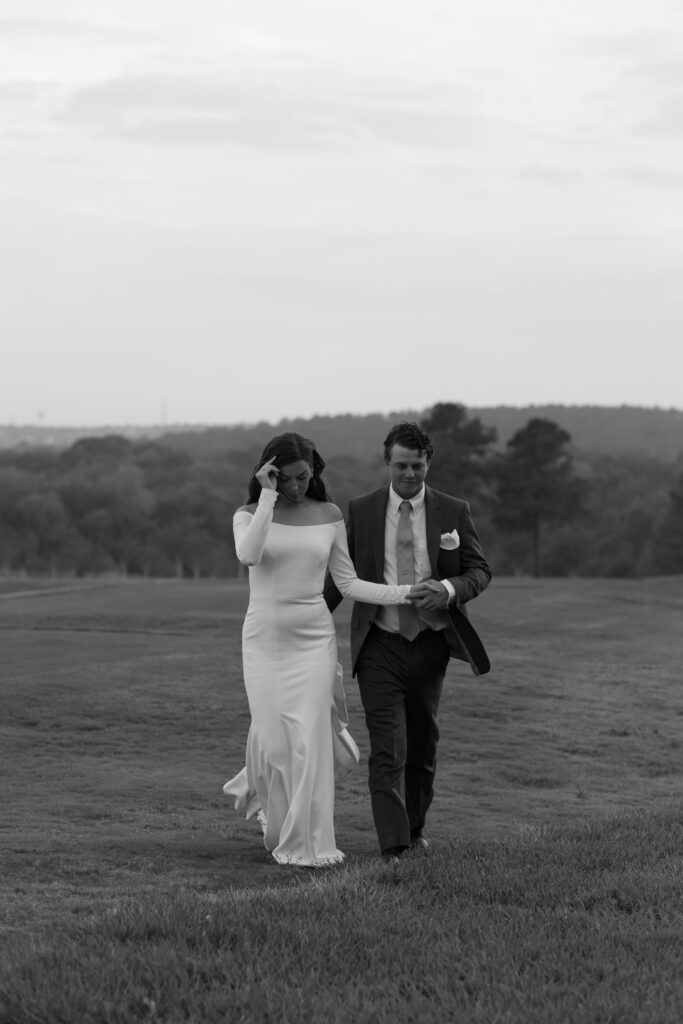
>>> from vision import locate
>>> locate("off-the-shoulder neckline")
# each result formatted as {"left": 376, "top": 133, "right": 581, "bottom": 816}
{"left": 270, "top": 520, "right": 344, "bottom": 528}
{"left": 234, "top": 510, "right": 344, "bottom": 528}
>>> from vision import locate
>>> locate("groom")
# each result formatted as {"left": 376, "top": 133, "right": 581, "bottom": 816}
{"left": 324, "top": 420, "right": 491, "bottom": 863}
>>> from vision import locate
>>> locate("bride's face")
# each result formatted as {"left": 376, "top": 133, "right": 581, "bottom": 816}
{"left": 277, "top": 459, "right": 312, "bottom": 503}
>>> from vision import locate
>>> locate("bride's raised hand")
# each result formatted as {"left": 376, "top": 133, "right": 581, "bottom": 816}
{"left": 256, "top": 457, "right": 279, "bottom": 491}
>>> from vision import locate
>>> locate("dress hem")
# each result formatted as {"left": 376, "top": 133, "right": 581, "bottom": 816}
{"left": 271, "top": 851, "right": 345, "bottom": 868}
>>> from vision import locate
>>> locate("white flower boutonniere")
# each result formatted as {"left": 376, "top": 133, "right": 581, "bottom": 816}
{"left": 439, "top": 529, "right": 460, "bottom": 550}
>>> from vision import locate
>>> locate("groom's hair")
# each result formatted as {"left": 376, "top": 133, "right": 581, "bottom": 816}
{"left": 382, "top": 422, "right": 434, "bottom": 463}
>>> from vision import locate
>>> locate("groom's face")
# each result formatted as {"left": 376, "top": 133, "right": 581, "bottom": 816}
{"left": 386, "top": 444, "right": 430, "bottom": 500}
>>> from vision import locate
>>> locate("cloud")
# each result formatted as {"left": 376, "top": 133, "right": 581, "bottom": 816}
{"left": 621, "top": 164, "right": 683, "bottom": 187}
{"left": 0, "top": 14, "right": 155, "bottom": 111}
{"left": 0, "top": 15, "right": 150, "bottom": 45}
{"left": 517, "top": 164, "right": 587, "bottom": 185}
{"left": 569, "top": 30, "right": 683, "bottom": 140}
{"left": 564, "top": 29, "right": 674, "bottom": 61}
{"left": 0, "top": 14, "right": 150, "bottom": 65}
{"left": 59, "top": 65, "right": 490, "bottom": 153}
{"left": 620, "top": 39, "right": 683, "bottom": 139}
{"left": 62, "top": 71, "right": 341, "bottom": 149}
{"left": 631, "top": 70, "right": 683, "bottom": 139}
{"left": 0, "top": 14, "right": 556, "bottom": 159}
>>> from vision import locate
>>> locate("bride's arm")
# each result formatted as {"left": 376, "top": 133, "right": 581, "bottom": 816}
{"left": 328, "top": 521, "right": 411, "bottom": 604}
{"left": 233, "top": 489, "right": 278, "bottom": 566}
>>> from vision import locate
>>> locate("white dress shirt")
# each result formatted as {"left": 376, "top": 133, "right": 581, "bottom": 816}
{"left": 375, "top": 485, "right": 455, "bottom": 634}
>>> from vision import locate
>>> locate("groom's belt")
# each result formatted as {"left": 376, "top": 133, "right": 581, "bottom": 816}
{"left": 370, "top": 623, "right": 446, "bottom": 644}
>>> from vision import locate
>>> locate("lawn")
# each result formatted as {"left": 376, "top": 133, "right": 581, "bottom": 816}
{"left": 0, "top": 575, "right": 681, "bottom": 1022}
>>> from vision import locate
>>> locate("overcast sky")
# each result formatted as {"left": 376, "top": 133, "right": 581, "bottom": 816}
{"left": 2, "top": 0, "right": 682, "bottom": 426}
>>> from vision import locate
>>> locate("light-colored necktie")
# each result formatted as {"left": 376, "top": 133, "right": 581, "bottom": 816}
{"left": 397, "top": 500, "right": 420, "bottom": 640}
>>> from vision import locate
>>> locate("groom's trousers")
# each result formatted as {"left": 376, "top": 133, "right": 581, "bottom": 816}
{"left": 356, "top": 624, "right": 450, "bottom": 854}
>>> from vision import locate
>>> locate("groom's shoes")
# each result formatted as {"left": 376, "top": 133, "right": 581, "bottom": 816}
{"left": 409, "top": 835, "right": 429, "bottom": 855}
{"left": 381, "top": 846, "right": 405, "bottom": 868}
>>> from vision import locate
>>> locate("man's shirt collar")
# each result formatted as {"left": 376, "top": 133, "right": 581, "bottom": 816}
{"left": 388, "top": 484, "right": 426, "bottom": 513}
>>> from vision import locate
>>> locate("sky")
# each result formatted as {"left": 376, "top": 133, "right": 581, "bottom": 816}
{"left": 2, "top": 0, "right": 682, "bottom": 427}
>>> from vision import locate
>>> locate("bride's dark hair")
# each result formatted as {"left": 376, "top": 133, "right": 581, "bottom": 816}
{"left": 247, "top": 432, "right": 329, "bottom": 503}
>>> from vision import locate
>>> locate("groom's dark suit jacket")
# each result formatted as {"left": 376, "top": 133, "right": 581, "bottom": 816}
{"left": 324, "top": 485, "right": 492, "bottom": 677}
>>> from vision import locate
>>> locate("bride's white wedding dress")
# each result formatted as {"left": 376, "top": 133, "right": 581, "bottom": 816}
{"left": 223, "top": 488, "right": 410, "bottom": 867}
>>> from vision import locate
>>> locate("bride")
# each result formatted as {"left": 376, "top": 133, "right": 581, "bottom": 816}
{"left": 223, "top": 432, "right": 420, "bottom": 867}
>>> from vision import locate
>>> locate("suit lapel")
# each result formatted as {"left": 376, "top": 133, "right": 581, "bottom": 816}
{"left": 371, "top": 487, "right": 390, "bottom": 582}
{"left": 425, "top": 487, "right": 443, "bottom": 575}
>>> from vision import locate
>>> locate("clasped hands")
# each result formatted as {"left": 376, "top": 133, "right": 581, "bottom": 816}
{"left": 407, "top": 579, "right": 450, "bottom": 611}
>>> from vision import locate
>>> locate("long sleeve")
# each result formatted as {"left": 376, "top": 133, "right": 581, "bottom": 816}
{"left": 233, "top": 489, "right": 279, "bottom": 566}
{"left": 328, "top": 521, "right": 411, "bottom": 604}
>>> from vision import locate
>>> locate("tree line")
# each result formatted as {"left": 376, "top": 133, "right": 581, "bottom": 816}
{"left": 1, "top": 403, "right": 682, "bottom": 579}
{"left": 4, "top": 403, "right": 683, "bottom": 461}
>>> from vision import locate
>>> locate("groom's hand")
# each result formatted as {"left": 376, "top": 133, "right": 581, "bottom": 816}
{"left": 408, "top": 579, "right": 450, "bottom": 611}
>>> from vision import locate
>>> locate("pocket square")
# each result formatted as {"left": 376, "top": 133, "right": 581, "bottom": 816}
{"left": 439, "top": 529, "right": 460, "bottom": 550}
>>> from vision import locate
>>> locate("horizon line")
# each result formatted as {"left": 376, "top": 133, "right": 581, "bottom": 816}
{"left": 3, "top": 401, "right": 683, "bottom": 432}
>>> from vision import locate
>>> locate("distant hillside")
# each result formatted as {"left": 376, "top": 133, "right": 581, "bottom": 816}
{"left": 2, "top": 405, "right": 682, "bottom": 462}
{"left": 0, "top": 423, "right": 180, "bottom": 450}
{"left": 475, "top": 405, "right": 683, "bottom": 461}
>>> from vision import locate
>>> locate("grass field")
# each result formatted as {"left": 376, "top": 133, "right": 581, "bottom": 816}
{"left": 1, "top": 575, "right": 681, "bottom": 1022}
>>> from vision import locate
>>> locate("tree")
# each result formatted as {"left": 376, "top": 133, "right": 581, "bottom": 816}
{"left": 58, "top": 456, "right": 155, "bottom": 575}
{"left": 421, "top": 402, "right": 497, "bottom": 497}
{"left": 653, "top": 469, "right": 683, "bottom": 574}
{"left": 492, "top": 418, "right": 584, "bottom": 577}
